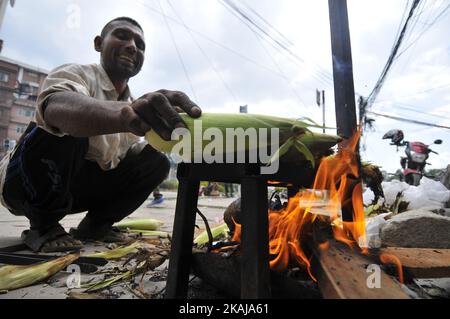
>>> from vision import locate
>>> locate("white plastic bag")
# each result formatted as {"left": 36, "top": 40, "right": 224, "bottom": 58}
{"left": 363, "top": 188, "right": 375, "bottom": 206}
{"left": 380, "top": 178, "right": 450, "bottom": 210}
{"left": 419, "top": 177, "right": 450, "bottom": 203}
{"left": 364, "top": 212, "right": 392, "bottom": 248}
{"left": 381, "top": 180, "right": 410, "bottom": 206}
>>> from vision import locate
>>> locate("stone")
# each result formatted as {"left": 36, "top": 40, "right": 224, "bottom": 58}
{"left": 380, "top": 209, "right": 450, "bottom": 249}
{"left": 440, "top": 164, "right": 450, "bottom": 190}
{"left": 443, "top": 209, "right": 450, "bottom": 218}
{"left": 441, "top": 165, "right": 450, "bottom": 208}
{"left": 414, "top": 278, "right": 450, "bottom": 299}
{"left": 431, "top": 208, "right": 450, "bottom": 218}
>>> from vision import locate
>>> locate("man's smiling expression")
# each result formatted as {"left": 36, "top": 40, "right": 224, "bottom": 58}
{"left": 96, "top": 20, "right": 146, "bottom": 80}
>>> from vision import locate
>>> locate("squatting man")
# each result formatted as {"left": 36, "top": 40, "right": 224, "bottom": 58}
{"left": 0, "top": 17, "right": 202, "bottom": 252}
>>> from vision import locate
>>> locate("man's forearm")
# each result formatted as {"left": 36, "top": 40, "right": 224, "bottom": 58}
{"left": 43, "top": 91, "right": 135, "bottom": 137}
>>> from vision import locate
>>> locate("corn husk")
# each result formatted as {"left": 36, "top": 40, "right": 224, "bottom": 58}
{"left": 127, "top": 230, "right": 170, "bottom": 238}
{"left": 194, "top": 223, "right": 230, "bottom": 245}
{"left": 83, "top": 250, "right": 169, "bottom": 293}
{"left": 114, "top": 219, "right": 164, "bottom": 231}
{"left": 145, "top": 113, "right": 341, "bottom": 167}
{"left": 67, "top": 292, "right": 106, "bottom": 299}
{"left": 84, "top": 271, "right": 133, "bottom": 292}
{"left": 84, "top": 242, "right": 141, "bottom": 260}
{"left": 0, "top": 253, "right": 79, "bottom": 291}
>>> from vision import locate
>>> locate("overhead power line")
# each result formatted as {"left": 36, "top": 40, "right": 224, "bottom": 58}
{"left": 395, "top": 1, "right": 450, "bottom": 60}
{"left": 367, "top": 111, "right": 450, "bottom": 130}
{"left": 373, "top": 103, "right": 450, "bottom": 121}
{"left": 219, "top": 0, "right": 333, "bottom": 86}
{"left": 166, "top": 0, "right": 240, "bottom": 104}
{"left": 157, "top": 0, "right": 198, "bottom": 102}
{"left": 366, "top": 0, "right": 422, "bottom": 107}
{"left": 136, "top": 0, "right": 299, "bottom": 82}
{"left": 375, "top": 81, "right": 450, "bottom": 103}
{"left": 237, "top": 0, "right": 295, "bottom": 47}
{"left": 235, "top": 12, "right": 309, "bottom": 106}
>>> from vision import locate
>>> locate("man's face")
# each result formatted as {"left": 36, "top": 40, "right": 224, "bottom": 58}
{"left": 96, "top": 21, "right": 146, "bottom": 79}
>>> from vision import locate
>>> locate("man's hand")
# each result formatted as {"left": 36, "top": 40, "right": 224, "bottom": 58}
{"left": 123, "top": 89, "right": 202, "bottom": 139}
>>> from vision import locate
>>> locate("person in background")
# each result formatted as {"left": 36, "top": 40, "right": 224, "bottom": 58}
{"left": 146, "top": 188, "right": 165, "bottom": 207}
{"left": 224, "top": 183, "right": 234, "bottom": 198}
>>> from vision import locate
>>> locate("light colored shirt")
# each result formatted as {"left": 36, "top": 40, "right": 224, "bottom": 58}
{"left": 0, "top": 63, "right": 146, "bottom": 210}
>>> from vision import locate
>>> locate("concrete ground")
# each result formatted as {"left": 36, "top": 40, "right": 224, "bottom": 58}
{"left": 0, "top": 191, "right": 237, "bottom": 299}
{"left": 3, "top": 191, "right": 449, "bottom": 300}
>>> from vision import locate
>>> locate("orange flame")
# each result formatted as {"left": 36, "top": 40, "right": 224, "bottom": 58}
{"left": 319, "top": 241, "right": 330, "bottom": 251}
{"left": 231, "top": 130, "right": 367, "bottom": 277}
{"left": 231, "top": 217, "right": 241, "bottom": 242}
{"left": 380, "top": 253, "right": 404, "bottom": 284}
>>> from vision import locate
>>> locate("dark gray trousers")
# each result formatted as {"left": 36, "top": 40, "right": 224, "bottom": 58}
{"left": 3, "top": 124, "right": 170, "bottom": 231}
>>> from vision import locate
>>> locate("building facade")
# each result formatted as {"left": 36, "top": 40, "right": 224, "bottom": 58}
{"left": 0, "top": 56, "right": 48, "bottom": 158}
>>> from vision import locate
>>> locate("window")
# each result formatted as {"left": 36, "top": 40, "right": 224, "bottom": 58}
{"left": 3, "top": 139, "right": 16, "bottom": 151}
{"left": 27, "top": 71, "right": 38, "bottom": 78}
{"left": 18, "top": 83, "right": 38, "bottom": 95}
{"left": 16, "top": 125, "right": 27, "bottom": 134}
{"left": 17, "top": 83, "right": 39, "bottom": 101}
{"left": 0, "top": 90, "right": 7, "bottom": 103}
{"left": 0, "top": 71, "right": 9, "bottom": 83}
{"left": 18, "top": 108, "right": 36, "bottom": 118}
{"left": 30, "top": 86, "right": 39, "bottom": 96}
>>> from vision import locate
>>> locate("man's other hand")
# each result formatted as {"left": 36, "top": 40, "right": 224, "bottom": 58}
{"left": 124, "top": 90, "right": 202, "bottom": 139}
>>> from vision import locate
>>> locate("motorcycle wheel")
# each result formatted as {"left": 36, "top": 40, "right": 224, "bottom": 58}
{"left": 405, "top": 173, "right": 421, "bottom": 186}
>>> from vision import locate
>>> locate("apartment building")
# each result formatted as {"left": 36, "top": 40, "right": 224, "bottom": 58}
{"left": 0, "top": 55, "right": 48, "bottom": 158}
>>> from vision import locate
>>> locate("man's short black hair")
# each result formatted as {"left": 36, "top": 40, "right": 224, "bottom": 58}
{"left": 101, "top": 17, "right": 143, "bottom": 38}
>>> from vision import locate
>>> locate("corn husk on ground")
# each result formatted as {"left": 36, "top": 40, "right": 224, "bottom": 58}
{"left": 0, "top": 253, "right": 79, "bottom": 291}
{"left": 85, "top": 242, "right": 141, "bottom": 260}
{"left": 114, "top": 219, "right": 164, "bottom": 231}
{"left": 194, "top": 223, "right": 230, "bottom": 245}
{"left": 145, "top": 113, "right": 341, "bottom": 168}
{"left": 83, "top": 245, "right": 169, "bottom": 293}
{"left": 126, "top": 230, "right": 170, "bottom": 237}
{"left": 113, "top": 219, "right": 168, "bottom": 238}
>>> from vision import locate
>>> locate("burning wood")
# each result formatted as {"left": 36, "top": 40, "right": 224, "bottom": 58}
{"left": 190, "top": 130, "right": 450, "bottom": 298}
{"left": 374, "top": 247, "right": 450, "bottom": 280}
{"left": 379, "top": 253, "right": 404, "bottom": 284}
{"left": 310, "top": 224, "right": 409, "bottom": 299}
{"left": 226, "top": 131, "right": 370, "bottom": 280}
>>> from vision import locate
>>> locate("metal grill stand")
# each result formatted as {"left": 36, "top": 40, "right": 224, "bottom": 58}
{"left": 165, "top": 162, "right": 314, "bottom": 299}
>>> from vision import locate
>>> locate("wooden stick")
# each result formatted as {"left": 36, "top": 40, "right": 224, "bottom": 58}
{"left": 310, "top": 225, "right": 409, "bottom": 299}
{"left": 379, "top": 247, "right": 450, "bottom": 279}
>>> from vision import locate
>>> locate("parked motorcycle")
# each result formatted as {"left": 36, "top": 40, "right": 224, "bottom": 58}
{"left": 382, "top": 129, "right": 442, "bottom": 186}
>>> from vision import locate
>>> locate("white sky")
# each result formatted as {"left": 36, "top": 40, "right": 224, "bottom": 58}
{"left": 1, "top": 0, "right": 449, "bottom": 173}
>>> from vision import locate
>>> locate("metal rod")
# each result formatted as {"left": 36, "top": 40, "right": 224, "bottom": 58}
{"left": 328, "top": 0, "right": 361, "bottom": 223}
{"left": 322, "top": 90, "right": 326, "bottom": 133}
{"left": 328, "top": 0, "right": 357, "bottom": 139}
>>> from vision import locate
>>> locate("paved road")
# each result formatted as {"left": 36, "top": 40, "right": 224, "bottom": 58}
{"left": 0, "top": 191, "right": 237, "bottom": 299}
{"left": 0, "top": 191, "right": 237, "bottom": 248}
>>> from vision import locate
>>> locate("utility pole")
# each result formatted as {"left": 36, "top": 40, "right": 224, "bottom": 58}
{"left": 328, "top": 0, "right": 359, "bottom": 225}
{"left": 0, "top": 0, "right": 14, "bottom": 30}
{"left": 0, "top": 0, "right": 15, "bottom": 53}
{"left": 316, "top": 89, "right": 326, "bottom": 133}
{"left": 328, "top": 0, "right": 357, "bottom": 139}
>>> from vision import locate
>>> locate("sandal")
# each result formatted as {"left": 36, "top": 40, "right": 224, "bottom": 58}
{"left": 69, "top": 226, "right": 131, "bottom": 243}
{"left": 21, "top": 224, "right": 83, "bottom": 253}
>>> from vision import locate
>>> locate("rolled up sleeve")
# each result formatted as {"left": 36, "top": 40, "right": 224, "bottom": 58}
{"left": 35, "top": 64, "right": 91, "bottom": 136}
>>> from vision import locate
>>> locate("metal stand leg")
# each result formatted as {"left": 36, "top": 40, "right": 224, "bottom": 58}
{"left": 240, "top": 178, "right": 271, "bottom": 298}
{"left": 165, "top": 179, "right": 199, "bottom": 299}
